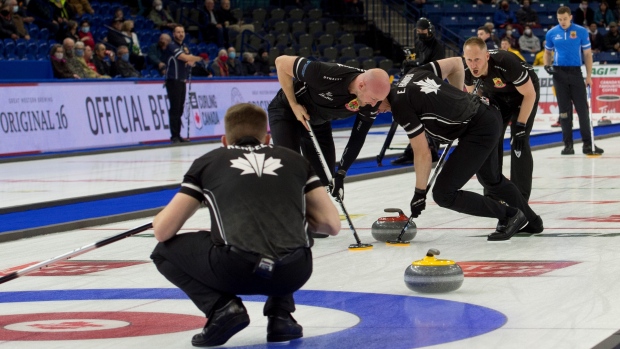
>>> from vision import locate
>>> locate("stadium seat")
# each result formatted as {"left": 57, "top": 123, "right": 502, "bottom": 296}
{"left": 318, "top": 33, "right": 334, "bottom": 46}
{"left": 378, "top": 59, "right": 393, "bottom": 72}
{"left": 338, "top": 33, "right": 354, "bottom": 46}
{"left": 344, "top": 58, "right": 360, "bottom": 68}
{"left": 252, "top": 8, "right": 267, "bottom": 26}
{"left": 307, "top": 8, "right": 322, "bottom": 21}
{"left": 358, "top": 46, "right": 373, "bottom": 58}
{"left": 362, "top": 58, "right": 376, "bottom": 70}
{"left": 323, "top": 46, "right": 338, "bottom": 61}
{"left": 4, "top": 41, "right": 15, "bottom": 56}
{"left": 298, "top": 33, "right": 313, "bottom": 48}
{"left": 273, "top": 21, "right": 289, "bottom": 34}
{"left": 325, "top": 21, "right": 339, "bottom": 36}
{"left": 288, "top": 8, "right": 304, "bottom": 21}
{"left": 598, "top": 51, "right": 620, "bottom": 64}
{"left": 340, "top": 46, "right": 356, "bottom": 58}
{"left": 283, "top": 46, "right": 296, "bottom": 56}
{"left": 270, "top": 7, "right": 286, "bottom": 21}
{"left": 298, "top": 46, "right": 311, "bottom": 57}
{"left": 308, "top": 21, "right": 323, "bottom": 37}
{"left": 291, "top": 21, "right": 306, "bottom": 35}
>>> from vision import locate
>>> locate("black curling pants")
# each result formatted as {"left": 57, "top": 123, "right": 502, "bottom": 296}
{"left": 552, "top": 66, "right": 592, "bottom": 146}
{"left": 151, "top": 231, "right": 312, "bottom": 318}
{"left": 165, "top": 79, "right": 186, "bottom": 140}
{"left": 268, "top": 97, "right": 335, "bottom": 186}
{"left": 493, "top": 77, "right": 540, "bottom": 201}
{"left": 432, "top": 104, "right": 538, "bottom": 223}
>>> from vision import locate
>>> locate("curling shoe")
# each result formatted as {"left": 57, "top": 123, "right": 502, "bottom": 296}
{"left": 583, "top": 144, "right": 604, "bottom": 155}
{"left": 191, "top": 297, "right": 250, "bottom": 347}
{"left": 267, "top": 314, "right": 303, "bottom": 342}
{"left": 519, "top": 215, "right": 544, "bottom": 234}
{"left": 561, "top": 143, "right": 574, "bottom": 155}
{"left": 488, "top": 210, "right": 528, "bottom": 241}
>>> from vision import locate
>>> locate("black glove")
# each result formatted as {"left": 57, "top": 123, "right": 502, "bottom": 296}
{"left": 511, "top": 122, "right": 527, "bottom": 153}
{"left": 330, "top": 169, "right": 346, "bottom": 200}
{"left": 410, "top": 188, "right": 427, "bottom": 218}
{"left": 544, "top": 65, "right": 555, "bottom": 75}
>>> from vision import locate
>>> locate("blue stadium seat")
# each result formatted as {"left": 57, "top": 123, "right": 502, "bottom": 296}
{"left": 539, "top": 15, "right": 557, "bottom": 27}
{"left": 23, "top": 53, "right": 36, "bottom": 60}
{"left": 443, "top": 4, "right": 462, "bottom": 15}
{"left": 439, "top": 16, "right": 460, "bottom": 30}
{"left": 15, "top": 42, "right": 27, "bottom": 59}
{"left": 423, "top": 4, "right": 443, "bottom": 24}
{"left": 4, "top": 41, "right": 16, "bottom": 56}
{"left": 37, "top": 42, "right": 49, "bottom": 59}
{"left": 28, "top": 25, "right": 39, "bottom": 39}
{"left": 598, "top": 52, "right": 620, "bottom": 64}
{"left": 26, "top": 42, "right": 38, "bottom": 56}
{"left": 523, "top": 52, "right": 535, "bottom": 65}
{"left": 38, "top": 28, "right": 49, "bottom": 41}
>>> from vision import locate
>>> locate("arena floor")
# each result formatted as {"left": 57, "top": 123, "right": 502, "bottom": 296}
{"left": 1, "top": 125, "right": 619, "bottom": 349}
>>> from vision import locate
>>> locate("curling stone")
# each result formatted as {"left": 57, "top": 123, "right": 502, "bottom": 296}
{"left": 404, "top": 249, "right": 464, "bottom": 293}
{"left": 598, "top": 116, "right": 612, "bottom": 126}
{"left": 371, "top": 208, "right": 417, "bottom": 242}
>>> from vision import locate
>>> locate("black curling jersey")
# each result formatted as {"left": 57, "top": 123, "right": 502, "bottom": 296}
{"left": 178, "top": 137, "right": 322, "bottom": 259}
{"left": 388, "top": 61, "right": 481, "bottom": 143}
{"left": 272, "top": 57, "right": 380, "bottom": 125}
{"left": 464, "top": 50, "right": 538, "bottom": 106}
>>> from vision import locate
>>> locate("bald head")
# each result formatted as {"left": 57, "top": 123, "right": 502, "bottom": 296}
{"left": 351, "top": 68, "right": 391, "bottom": 107}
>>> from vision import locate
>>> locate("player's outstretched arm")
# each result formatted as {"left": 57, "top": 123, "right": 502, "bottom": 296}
{"left": 434, "top": 57, "right": 466, "bottom": 90}
{"left": 305, "top": 187, "right": 341, "bottom": 236}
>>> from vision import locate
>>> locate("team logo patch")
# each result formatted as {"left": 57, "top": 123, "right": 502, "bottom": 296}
{"left": 570, "top": 31, "right": 577, "bottom": 39}
{"left": 493, "top": 78, "right": 505, "bottom": 88}
{"left": 345, "top": 99, "right": 360, "bottom": 112}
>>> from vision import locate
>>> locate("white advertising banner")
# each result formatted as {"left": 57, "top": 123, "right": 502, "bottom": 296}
{"left": 0, "top": 79, "right": 281, "bottom": 156}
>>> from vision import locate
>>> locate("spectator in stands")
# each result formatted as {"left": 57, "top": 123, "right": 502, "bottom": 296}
{"left": 148, "top": 33, "right": 171, "bottom": 76}
{"left": 78, "top": 19, "right": 95, "bottom": 49}
{"left": 500, "top": 23, "right": 520, "bottom": 50}
{"left": 594, "top": 1, "right": 616, "bottom": 28}
{"left": 241, "top": 52, "right": 259, "bottom": 76}
{"left": 589, "top": 22, "right": 605, "bottom": 53}
{"left": 613, "top": 0, "right": 620, "bottom": 22}
{"left": 3, "top": 0, "right": 30, "bottom": 40}
{"left": 113, "top": 7, "right": 125, "bottom": 22}
{"left": 121, "top": 20, "right": 143, "bottom": 56}
{"left": 67, "top": 0, "right": 94, "bottom": 17}
{"left": 107, "top": 18, "right": 128, "bottom": 48}
{"left": 12, "top": 0, "right": 35, "bottom": 29}
{"left": 62, "top": 38, "right": 95, "bottom": 79}
{"left": 50, "top": 44, "right": 80, "bottom": 79}
{"left": 114, "top": 45, "right": 141, "bottom": 77}
{"left": 0, "top": 1, "right": 29, "bottom": 40}
{"left": 50, "top": 0, "right": 74, "bottom": 25}
{"left": 211, "top": 49, "right": 229, "bottom": 76}
{"left": 604, "top": 21, "right": 620, "bottom": 52}
{"left": 74, "top": 40, "right": 107, "bottom": 78}
{"left": 93, "top": 42, "right": 117, "bottom": 76}
{"left": 573, "top": 0, "right": 595, "bottom": 27}
{"left": 478, "top": 26, "right": 499, "bottom": 50}
{"left": 60, "top": 19, "right": 79, "bottom": 43}
{"left": 200, "top": 0, "right": 225, "bottom": 47}
{"left": 484, "top": 22, "right": 501, "bottom": 46}
{"left": 217, "top": 0, "right": 254, "bottom": 47}
{"left": 226, "top": 46, "right": 243, "bottom": 76}
{"left": 516, "top": 0, "right": 540, "bottom": 29}
{"left": 519, "top": 25, "right": 540, "bottom": 53}
{"left": 83, "top": 45, "right": 98, "bottom": 73}
{"left": 148, "top": 0, "right": 176, "bottom": 30}
{"left": 191, "top": 53, "right": 213, "bottom": 77}
{"left": 27, "top": 0, "right": 60, "bottom": 37}
{"left": 500, "top": 37, "right": 525, "bottom": 61}
{"left": 255, "top": 47, "right": 271, "bottom": 75}
{"left": 494, "top": 0, "right": 520, "bottom": 32}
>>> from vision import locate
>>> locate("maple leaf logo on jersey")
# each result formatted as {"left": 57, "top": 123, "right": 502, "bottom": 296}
{"left": 414, "top": 78, "right": 440, "bottom": 94}
{"left": 230, "top": 153, "right": 282, "bottom": 177}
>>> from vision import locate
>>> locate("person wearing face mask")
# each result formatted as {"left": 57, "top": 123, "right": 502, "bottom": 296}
{"left": 0, "top": 1, "right": 29, "bottom": 40}
{"left": 77, "top": 19, "right": 94, "bottom": 49}
{"left": 516, "top": 0, "right": 540, "bottom": 29}
{"left": 73, "top": 40, "right": 106, "bottom": 78}
{"left": 500, "top": 23, "right": 520, "bottom": 50}
{"left": 49, "top": 44, "right": 80, "bottom": 79}
{"left": 211, "top": 49, "right": 230, "bottom": 77}
{"left": 148, "top": 0, "right": 177, "bottom": 30}
{"left": 392, "top": 17, "right": 443, "bottom": 166}
{"left": 63, "top": 37, "right": 93, "bottom": 78}
{"left": 519, "top": 25, "right": 540, "bottom": 54}
{"left": 226, "top": 47, "right": 243, "bottom": 76}
{"left": 573, "top": 0, "right": 595, "bottom": 27}
{"left": 148, "top": 33, "right": 171, "bottom": 75}
{"left": 114, "top": 45, "right": 141, "bottom": 78}
{"left": 494, "top": 1, "right": 520, "bottom": 33}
